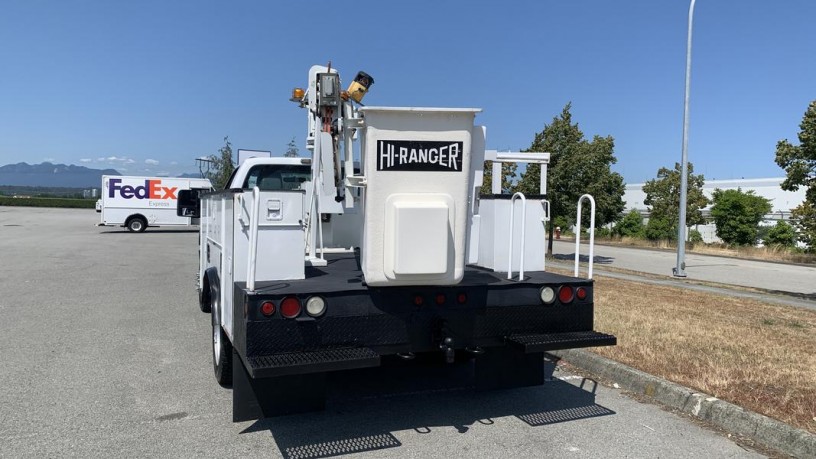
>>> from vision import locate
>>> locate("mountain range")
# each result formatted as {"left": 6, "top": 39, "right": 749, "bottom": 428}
{"left": 0, "top": 162, "right": 201, "bottom": 188}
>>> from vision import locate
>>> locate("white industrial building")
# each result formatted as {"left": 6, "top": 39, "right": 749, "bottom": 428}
{"left": 623, "top": 177, "right": 807, "bottom": 243}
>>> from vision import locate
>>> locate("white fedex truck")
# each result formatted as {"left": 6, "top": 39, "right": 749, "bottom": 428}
{"left": 99, "top": 175, "right": 212, "bottom": 232}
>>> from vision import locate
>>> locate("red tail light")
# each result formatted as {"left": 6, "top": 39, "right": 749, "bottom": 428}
{"left": 456, "top": 293, "right": 467, "bottom": 304}
{"left": 576, "top": 287, "right": 588, "bottom": 301}
{"left": 260, "top": 301, "right": 276, "bottom": 316}
{"left": 413, "top": 295, "right": 424, "bottom": 306}
{"left": 558, "top": 285, "right": 574, "bottom": 304}
{"left": 280, "top": 296, "right": 302, "bottom": 318}
{"left": 435, "top": 294, "right": 446, "bottom": 305}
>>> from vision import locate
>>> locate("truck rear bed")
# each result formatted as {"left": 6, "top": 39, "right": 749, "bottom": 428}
{"left": 232, "top": 253, "right": 613, "bottom": 373}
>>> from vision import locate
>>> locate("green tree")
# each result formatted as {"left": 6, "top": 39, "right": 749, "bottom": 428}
{"left": 516, "top": 103, "right": 626, "bottom": 252}
{"left": 206, "top": 136, "right": 235, "bottom": 190}
{"left": 285, "top": 138, "right": 299, "bottom": 157}
{"left": 644, "top": 215, "right": 676, "bottom": 241}
{"left": 614, "top": 209, "right": 645, "bottom": 238}
{"left": 764, "top": 220, "right": 797, "bottom": 247}
{"left": 480, "top": 161, "right": 518, "bottom": 195}
{"left": 642, "top": 162, "right": 709, "bottom": 232}
{"left": 710, "top": 188, "right": 771, "bottom": 245}
{"left": 774, "top": 100, "right": 816, "bottom": 250}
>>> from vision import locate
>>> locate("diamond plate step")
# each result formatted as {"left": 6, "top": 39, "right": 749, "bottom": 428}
{"left": 246, "top": 347, "right": 381, "bottom": 378}
{"left": 506, "top": 331, "right": 617, "bottom": 353}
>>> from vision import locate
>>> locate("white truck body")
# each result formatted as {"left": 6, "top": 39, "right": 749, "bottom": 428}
{"left": 99, "top": 175, "right": 212, "bottom": 232}
{"left": 200, "top": 157, "right": 311, "bottom": 343}
{"left": 196, "top": 65, "right": 615, "bottom": 422}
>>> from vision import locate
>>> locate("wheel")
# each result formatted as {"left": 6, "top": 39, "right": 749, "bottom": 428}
{"left": 126, "top": 216, "right": 147, "bottom": 233}
{"left": 199, "top": 275, "right": 212, "bottom": 313}
{"left": 211, "top": 283, "right": 232, "bottom": 387}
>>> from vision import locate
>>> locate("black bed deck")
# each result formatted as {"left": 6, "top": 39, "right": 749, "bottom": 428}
{"left": 246, "top": 252, "right": 588, "bottom": 295}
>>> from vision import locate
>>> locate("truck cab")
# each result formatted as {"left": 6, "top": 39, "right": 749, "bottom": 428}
{"left": 226, "top": 157, "right": 312, "bottom": 191}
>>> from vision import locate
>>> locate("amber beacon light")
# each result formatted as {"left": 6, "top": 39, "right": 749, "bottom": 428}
{"left": 290, "top": 87, "right": 305, "bottom": 102}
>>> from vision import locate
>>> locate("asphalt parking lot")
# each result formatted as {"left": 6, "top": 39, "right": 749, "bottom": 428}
{"left": 0, "top": 207, "right": 764, "bottom": 458}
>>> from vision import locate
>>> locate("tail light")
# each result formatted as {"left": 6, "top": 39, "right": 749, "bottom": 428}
{"left": 435, "top": 294, "right": 446, "bottom": 305}
{"left": 280, "top": 296, "right": 302, "bottom": 318}
{"left": 456, "top": 293, "right": 467, "bottom": 304}
{"left": 260, "top": 300, "right": 276, "bottom": 316}
{"left": 558, "top": 285, "right": 575, "bottom": 304}
{"left": 576, "top": 287, "right": 588, "bottom": 301}
{"left": 413, "top": 295, "right": 424, "bottom": 306}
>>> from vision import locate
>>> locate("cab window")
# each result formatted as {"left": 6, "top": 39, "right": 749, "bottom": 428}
{"left": 243, "top": 165, "right": 311, "bottom": 191}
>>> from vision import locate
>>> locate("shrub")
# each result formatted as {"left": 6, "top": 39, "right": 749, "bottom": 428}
{"left": 596, "top": 227, "right": 613, "bottom": 238}
{"left": 645, "top": 216, "right": 676, "bottom": 241}
{"left": 765, "top": 221, "right": 797, "bottom": 247}
{"left": 710, "top": 188, "right": 772, "bottom": 246}
{"left": 614, "top": 209, "right": 645, "bottom": 238}
{"left": 688, "top": 229, "right": 704, "bottom": 244}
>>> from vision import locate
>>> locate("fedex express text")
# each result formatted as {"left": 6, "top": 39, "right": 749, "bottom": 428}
{"left": 108, "top": 178, "right": 178, "bottom": 200}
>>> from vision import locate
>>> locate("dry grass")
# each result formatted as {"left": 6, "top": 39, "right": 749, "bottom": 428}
{"left": 596, "top": 236, "right": 816, "bottom": 265}
{"left": 587, "top": 274, "right": 816, "bottom": 433}
{"left": 692, "top": 243, "right": 816, "bottom": 265}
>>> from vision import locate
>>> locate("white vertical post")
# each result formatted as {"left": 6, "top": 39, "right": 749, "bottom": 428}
{"left": 540, "top": 164, "right": 548, "bottom": 195}
{"left": 491, "top": 161, "right": 502, "bottom": 194}
{"left": 542, "top": 199, "right": 550, "bottom": 271}
{"left": 508, "top": 192, "right": 527, "bottom": 280}
{"left": 574, "top": 194, "right": 596, "bottom": 279}
{"left": 246, "top": 187, "right": 261, "bottom": 292}
{"left": 343, "top": 100, "right": 355, "bottom": 209}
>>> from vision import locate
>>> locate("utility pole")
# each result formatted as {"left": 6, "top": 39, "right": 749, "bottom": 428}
{"left": 674, "top": 0, "right": 697, "bottom": 278}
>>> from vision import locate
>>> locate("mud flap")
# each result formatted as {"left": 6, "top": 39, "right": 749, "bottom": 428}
{"left": 232, "top": 349, "right": 326, "bottom": 422}
{"left": 475, "top": 346, "right": 544, "bottom": 391}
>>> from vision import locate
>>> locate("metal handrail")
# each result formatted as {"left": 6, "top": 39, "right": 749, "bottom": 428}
{"left": 541, "top": 199, "right": 550, "bottom": 271}
{"left": 508, "top": 192, "right": 527, "bottom": 280}
{"left": 246, "top": 186, "right": 261, "bottom": 292}
{"left": 574, "top": 194, "right": 596, "bottom": 279}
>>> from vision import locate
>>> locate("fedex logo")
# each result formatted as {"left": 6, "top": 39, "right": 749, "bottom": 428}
{"left": 108, "top": 178, "right": 178, "bottom": 200}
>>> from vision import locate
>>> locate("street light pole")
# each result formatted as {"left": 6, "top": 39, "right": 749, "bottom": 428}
{"left": 674, "top": 0, "right": 697, "bottom": 278}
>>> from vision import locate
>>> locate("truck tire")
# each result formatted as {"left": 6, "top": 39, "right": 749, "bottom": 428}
{"left": 126, "top": 216, "right": 147, "bottom": 233}
{"left": 199, "top": 274, "right": 212, "bottom": 313}
{"left": 211, "top": 283, "right": 232, "bottom": 387}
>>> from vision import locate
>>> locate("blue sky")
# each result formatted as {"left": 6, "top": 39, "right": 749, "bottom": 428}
{"left": 0, "top": 0, "right": 813, "bottom": 182}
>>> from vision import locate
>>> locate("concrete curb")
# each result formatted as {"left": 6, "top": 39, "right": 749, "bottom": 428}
{"left": 550, "top": 349, "right": 815, "bottom": 458}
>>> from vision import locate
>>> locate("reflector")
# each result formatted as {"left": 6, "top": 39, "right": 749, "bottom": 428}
{"left": 540, "top": 287, "right": 556, "bottom": 304}
{"left": 305, "top": 296, "right": 326, "bottom": 317}
{"left": 261, "top": 301, "right": 276, "bottom": 316}
{"left": 576, "top": 287, "right": 587, "bottom": 301}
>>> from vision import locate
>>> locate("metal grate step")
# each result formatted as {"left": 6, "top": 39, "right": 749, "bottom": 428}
{"left": 506, "top": 331, "right": 616, "bottom": 353}
{"left": 247, "top": 347, "right": 380, "bottom": 378}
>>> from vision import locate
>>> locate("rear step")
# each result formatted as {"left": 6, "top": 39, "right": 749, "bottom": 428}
{"left": 506, "top": 331, "right": 617, "bottom": 353}
{"left": 246, "top": 347, "right": 381, "bottom": 378}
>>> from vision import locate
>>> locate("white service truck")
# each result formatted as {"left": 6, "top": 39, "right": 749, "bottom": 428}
{"left": 196, "top": 65, "right": 615, "bottom": 421}
{"left": 99, "top": 175, "right": 212, "bottom": 232}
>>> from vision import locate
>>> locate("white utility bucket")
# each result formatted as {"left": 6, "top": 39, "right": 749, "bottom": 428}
{"left": 359, "top": 107, "right": 480, "bottom": 286}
